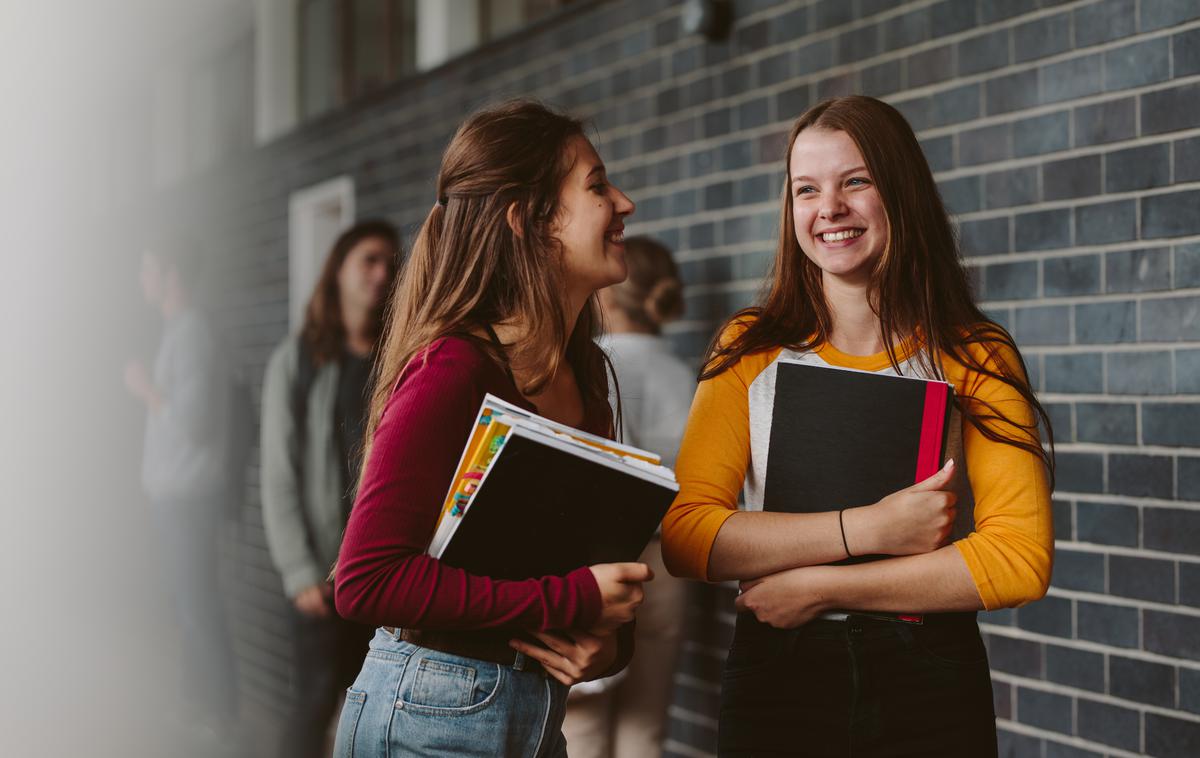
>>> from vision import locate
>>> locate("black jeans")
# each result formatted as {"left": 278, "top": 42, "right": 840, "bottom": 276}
{"left": 719, "top": 612, "right": 997, "bottom": 758}
{"left": 279, "top": 610, "right": 374, "bottom": 758}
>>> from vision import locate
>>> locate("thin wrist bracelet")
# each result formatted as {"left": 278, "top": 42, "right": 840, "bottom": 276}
{"left": 839, "top": 509, "right": 854, "bottom": 558}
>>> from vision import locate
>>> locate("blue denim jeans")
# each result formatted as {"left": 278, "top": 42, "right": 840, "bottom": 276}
{"left": 334, "top": 627, "right": 570, "bottom": 757}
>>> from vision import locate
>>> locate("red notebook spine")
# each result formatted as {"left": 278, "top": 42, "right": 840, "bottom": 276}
{"left": 915, "top": 381, "right": 950, "bottom": 482}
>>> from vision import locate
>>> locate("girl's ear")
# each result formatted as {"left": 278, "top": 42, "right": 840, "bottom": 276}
{"left": 506, "top": 202, "right": 524, "bottom": 239}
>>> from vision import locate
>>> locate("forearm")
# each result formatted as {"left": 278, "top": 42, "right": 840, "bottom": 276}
{"left": 334, "top": 549, "right": 601, "bottom": 631}
{"left": 706, "top": 505, "right": 883, "bottom": 581}
{"left": 819, "top": 546, "right": 983, "bottom": 614}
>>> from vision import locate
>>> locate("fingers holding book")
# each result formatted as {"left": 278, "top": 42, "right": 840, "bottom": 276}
{"left": 508, "top": 630, "right": 619, "bottom": 687}
{"left": 847, "top": 458, "right": 958, "bottom": 556}
{"left": 589, "top": 562, "right": 654, "bottom": 633}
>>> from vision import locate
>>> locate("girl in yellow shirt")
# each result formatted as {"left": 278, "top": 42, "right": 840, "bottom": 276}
{"left": 661, "top": 95, "right": 1054, "bottom": 757}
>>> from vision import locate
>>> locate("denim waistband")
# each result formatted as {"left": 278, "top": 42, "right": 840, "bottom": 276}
{"left": 372, "top": 627, "right": 545, "bottom": 674}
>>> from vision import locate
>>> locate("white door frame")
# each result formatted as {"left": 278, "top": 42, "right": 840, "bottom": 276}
{"left": 287, "top": 175, "right": 355, "bottom": 331}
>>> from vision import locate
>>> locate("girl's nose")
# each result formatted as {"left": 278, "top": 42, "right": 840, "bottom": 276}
{"left": 819, "top": 190, "right": 847, "bottom": 220}
{"left": 613, "top": 186, "right": 635, "bottom": 216}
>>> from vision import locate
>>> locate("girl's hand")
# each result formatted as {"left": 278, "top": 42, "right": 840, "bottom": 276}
{"left": 735, "top": 566, "right": 834, "bottom": 629}
{"left": 509, "top": 629, "right": 618, "bottom": 686}
{"left": 849, "top": 459, "right": 958, "bottom": 556}
{"left": 293, "top": 583, "right": 332, "bottom": 618}
{"left": 589, "top": 562, "right": 652, "bottom": 633}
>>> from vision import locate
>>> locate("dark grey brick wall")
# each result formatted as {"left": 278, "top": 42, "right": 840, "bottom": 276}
{"left": 185, "top": 0, "right": 1200, "bottom": 754}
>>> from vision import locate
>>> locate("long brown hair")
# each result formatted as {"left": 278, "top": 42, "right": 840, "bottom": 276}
{"left": 300, "top": 219, "right": 400, "bottom": 365}
{"left": 363, "top": 99, "right": 612, "bottom": 457}
{"left": 702, "top": 96, "right": 1055, "bottom": 483}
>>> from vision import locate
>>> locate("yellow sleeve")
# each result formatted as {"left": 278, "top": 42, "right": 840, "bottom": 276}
{"left": 950, "top": 340, "right": 1054, "bottom": 610}
{"left": 661, "top": 322, "right": 773, "bottom": 581}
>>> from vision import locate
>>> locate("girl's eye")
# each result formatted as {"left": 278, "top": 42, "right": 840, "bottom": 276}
{"left": 847, "top": 177, "right": 870, "bottom": 186}
{"left": 795, "top": 185, "right": 816, "bottom": 196}
{"left": 591, "top": 182, "right": 608, "bottom": 193}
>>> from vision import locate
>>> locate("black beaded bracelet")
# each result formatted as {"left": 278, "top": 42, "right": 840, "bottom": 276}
{"left": 839, "top": 509, "right": 854, "bottom": 558}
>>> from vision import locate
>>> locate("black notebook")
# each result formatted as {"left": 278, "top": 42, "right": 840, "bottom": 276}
{"left": 763, "top": 359, "right": 954, "bottom": 564}
{"left": 429, "top": 395, "right": 678, "bottom": 580}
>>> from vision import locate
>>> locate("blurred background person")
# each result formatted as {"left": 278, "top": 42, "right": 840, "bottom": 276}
{"left": 260, "top": 220, "right": 399, "bottom": 758}
{"left": 123, "top": 232, "right": 240, "bottom": 749}
{"left": 564, "top": 236, "right": 694, "bottom": 758}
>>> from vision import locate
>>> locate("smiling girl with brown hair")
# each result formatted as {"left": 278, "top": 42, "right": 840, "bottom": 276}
{"left": 662, "top": 95, "right": 1055, "bottom": 757}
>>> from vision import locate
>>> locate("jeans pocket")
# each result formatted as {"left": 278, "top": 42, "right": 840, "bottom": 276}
{"left": 399, "top": 657, "right": 504, "bottom": 715}
{"left": 333, "top": 689, "right": 367, "bottom": 758}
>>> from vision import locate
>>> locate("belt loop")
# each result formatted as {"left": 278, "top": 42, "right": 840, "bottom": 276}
{"left": 512, "top": 650, "right": 528, "bottom": 672}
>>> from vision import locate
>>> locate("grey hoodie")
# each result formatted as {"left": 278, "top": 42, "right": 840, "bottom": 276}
{"left": 260, "top": 335, "right": 350, "bottom": 597}
{"left": 141, "top": 309, "right": 232, "bottom": 503}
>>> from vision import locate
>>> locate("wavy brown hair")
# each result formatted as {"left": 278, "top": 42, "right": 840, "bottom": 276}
{"left": 363, "top": 100, "right": 613, "bottom": 459}
{"left": 702, "top": 96, "right": 1054, "bottom": 483}
{"left": 301, "top": 219, "right": 400, "bottom": 366}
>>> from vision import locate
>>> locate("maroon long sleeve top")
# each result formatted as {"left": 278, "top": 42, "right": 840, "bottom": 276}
{"left": 334, "top": 335, "right": 606, "bottom": 632}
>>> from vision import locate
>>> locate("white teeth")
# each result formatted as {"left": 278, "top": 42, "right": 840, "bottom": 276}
{"left": 608, "top": 231, "right": 624, "bottom": 243}
{"left": 820, "top": 229, "right": 864, "bottom": 242}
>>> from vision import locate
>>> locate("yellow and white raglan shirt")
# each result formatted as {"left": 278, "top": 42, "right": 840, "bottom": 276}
{"left": 661, "top": 319, "right": 1054, "bottom": 611}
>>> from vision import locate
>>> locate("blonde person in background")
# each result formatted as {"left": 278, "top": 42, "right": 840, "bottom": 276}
{"left": 563, "top": 236, "right": 693, "bottom": 758}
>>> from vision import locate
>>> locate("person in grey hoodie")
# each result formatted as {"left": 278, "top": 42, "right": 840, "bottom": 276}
{"left": 260, "top": 220, "right": 399, "bottom": 758}
{"left": 125, "top": 235, "right": 239, "bottom": 741}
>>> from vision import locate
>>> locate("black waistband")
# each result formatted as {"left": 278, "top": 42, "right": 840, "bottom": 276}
{"left": 735, "top": 610, "right": 978, "bottom": 639}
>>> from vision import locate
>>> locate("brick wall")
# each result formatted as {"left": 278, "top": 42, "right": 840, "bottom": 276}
{"left": 189, "top": 1, "right": 1200, "bottom": 755}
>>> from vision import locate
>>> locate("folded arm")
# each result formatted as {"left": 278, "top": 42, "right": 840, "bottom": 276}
{"left": 738, "top": 340, "right": 1054, "bottom": 625}
{"left": 334, "top": 339, "right": 603, "bottom": 633}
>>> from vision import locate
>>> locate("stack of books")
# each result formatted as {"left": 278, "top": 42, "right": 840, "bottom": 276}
{"left": 428, "top": 394, "right": 678, "bottom": 580}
